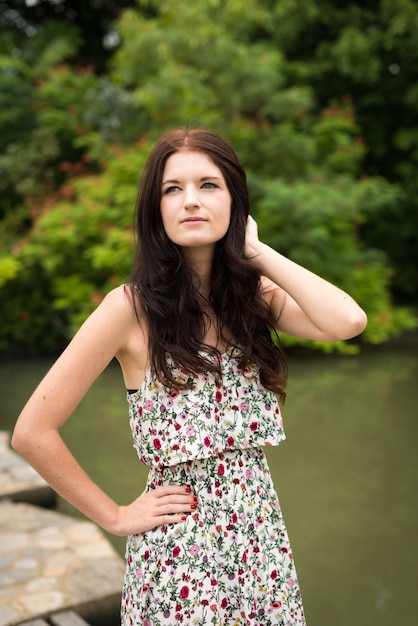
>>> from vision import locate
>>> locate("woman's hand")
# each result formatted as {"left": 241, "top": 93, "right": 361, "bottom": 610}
{"left": 244, "top": 215, "right": 263, "bottom": 261}
{"left": 111, "top": 485, "right": 196, "bottom": 536}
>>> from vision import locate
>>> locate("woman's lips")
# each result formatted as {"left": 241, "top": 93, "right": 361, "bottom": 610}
{"left": 181, "top": 217, "right": 206, "bottom": 223}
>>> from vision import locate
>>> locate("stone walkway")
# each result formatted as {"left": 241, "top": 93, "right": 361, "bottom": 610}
{"left": 0, "top": 432, "right": 124, "bottom": 626}
{"left": 0, "top": 432, "right": 55, "bottom": 508}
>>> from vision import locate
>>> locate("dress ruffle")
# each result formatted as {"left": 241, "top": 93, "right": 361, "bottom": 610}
{"left": 127, "top": 347, "right": 285, "bottom": 469}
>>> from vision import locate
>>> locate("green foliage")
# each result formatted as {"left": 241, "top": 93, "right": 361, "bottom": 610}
{"left": 4, "top": 144, "right": 147, "bottom": 345}
{"left": 0, "top": 257, "right": 20, "bottom": 288}
{"left": 0, "top": 20, "right": 97, "bottom": 218}
{"left": 253, "top": 170, "right": 416, "bottom": 347}
{"left": 0, "top": 0, "right": 416, "bottom": 355}
{"left": 266, "top": 0, "right": 418, "bottom": 299}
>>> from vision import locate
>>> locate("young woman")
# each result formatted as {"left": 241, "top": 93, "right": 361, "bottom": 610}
{"left": 12, "top": 129, "right": 367, "bottom": 625}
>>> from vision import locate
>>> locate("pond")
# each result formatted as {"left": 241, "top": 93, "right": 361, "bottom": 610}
{"left": 1, "top": 336, "right": 417, "bottom": 626}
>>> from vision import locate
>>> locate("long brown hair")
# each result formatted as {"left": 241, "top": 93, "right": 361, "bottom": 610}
{"left": 128, "top": 128, "right": 287, "bottom": 400}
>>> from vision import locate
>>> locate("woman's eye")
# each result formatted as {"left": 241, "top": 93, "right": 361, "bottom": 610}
{"left": 202, "top": 182, "right": 217, "bottom": 189}
{"left": 164, "top": 185, "right": 180, "bottom": 194}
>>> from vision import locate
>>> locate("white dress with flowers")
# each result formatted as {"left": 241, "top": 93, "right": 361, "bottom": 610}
{"left": 121, "top": 346, "right": 306, "bottom": 626}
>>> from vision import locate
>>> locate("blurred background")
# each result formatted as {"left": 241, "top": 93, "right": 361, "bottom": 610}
{"left": 1, "top": 1, "right": 417, "bottom": 624}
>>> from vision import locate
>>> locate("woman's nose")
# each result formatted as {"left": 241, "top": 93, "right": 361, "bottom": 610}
{"left": 183, "top": 187, "right": 201, "bottom": 209}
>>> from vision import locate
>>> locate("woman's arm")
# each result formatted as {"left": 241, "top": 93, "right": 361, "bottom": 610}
{"left": 12, "top": 286, "right": 195, "bottom": 535}
{"left": 245, "top": 217, "right": 367, "bottom": 341}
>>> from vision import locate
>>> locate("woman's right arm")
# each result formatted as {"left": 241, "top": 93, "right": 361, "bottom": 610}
{"left": 12, "top": 286, "right": 194, "bottom": 536}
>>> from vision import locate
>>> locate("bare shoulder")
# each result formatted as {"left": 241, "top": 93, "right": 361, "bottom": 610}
{"left": 55, "top": 284, "right": 145, "bottom": 364}
{"left": 92, "top": 285, "right": 143, "bottom": 330}
{"left": 99, "top": 284, "right": 137, "bottom": 316}
{"left": 91, "top": 285, "right": 147, "bottom": 350}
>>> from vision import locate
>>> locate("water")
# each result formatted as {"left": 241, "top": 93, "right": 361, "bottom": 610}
{"left": 1, "top": 338, "right": 417, "bottom": 626}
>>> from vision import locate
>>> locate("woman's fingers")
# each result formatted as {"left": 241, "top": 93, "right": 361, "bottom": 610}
{"left": 155, "top": 490, "right": 195, "bottom": 505}
{"left": 114, "top": 484, "right": 197, "bottom": 535}
{"left": 153, "top": 484, "right": 193, "bottom": 498}
{"left": 152, "top": 486, "right": 197, "bottom": 515}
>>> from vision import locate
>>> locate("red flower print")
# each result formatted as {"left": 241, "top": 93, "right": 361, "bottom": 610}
{"left": 203, "top": 436, "right": 211, "bottom": 447}
{"left": 218, "top": 464, "right": 225, "bottom": 476}
{"left": 170, "top": 389, "right": 179, "bottom": 399}
{"left": 172, "top": 546, "right": 181, "bottom": 558}
{"left": 201, "top": 600, "right": 209, "bottom": 606}
{"left": 227, "top": 436, "right": 235, "bottom": 446}
{"left": 249, "top": 421, "right": 258, "bottom": 431}
{"left": 175, "top": 423, "right": 181, "bottom": 431}
{"left": 181, "top": 586, "right": 189, "bottom": 598}
{"left": 242, "top": 550, "right": 247, "bottom": 564}
{"left": 153, "top": 438, "right": 161, "bottom": 450}
{"left": 272, "top": 601, "right": 282, "bottom": 609}
{"left": 270, "top": 569, "right": 278, "bottom": 580}
{"left": 215, "top": 391, "right": 222, "bottom": 402}
{"left": 221, "top": 597, "right": 228, "bottom": 608}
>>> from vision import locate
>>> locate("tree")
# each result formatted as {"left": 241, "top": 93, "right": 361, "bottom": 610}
{"left": 259, "top": 0, "right": 418, "bottom": 300}
{"left": 0, "top": 0, "right": 135, "bottom": 72}
{"left": 0, "top": 0, "right": 415, "bottom": 354}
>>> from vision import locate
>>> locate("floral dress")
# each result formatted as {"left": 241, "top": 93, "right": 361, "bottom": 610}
{"left": 122, "top": 346, "right": 306, "bottom": 626}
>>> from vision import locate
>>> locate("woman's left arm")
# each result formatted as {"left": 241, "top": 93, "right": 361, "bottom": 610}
{"left": 245, "top": 216, "right": 368, "bottom": 341}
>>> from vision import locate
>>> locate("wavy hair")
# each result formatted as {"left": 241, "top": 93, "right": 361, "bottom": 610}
{"left": 128, "top": 128, "right": 287, "bottom": 400}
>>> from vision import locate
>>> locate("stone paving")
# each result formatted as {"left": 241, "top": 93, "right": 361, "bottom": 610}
{"left": 0, "top": 432, "right": 54, "bottom": 507}
{"left": 0, "top": 433, "right": 125, "bottom": 626}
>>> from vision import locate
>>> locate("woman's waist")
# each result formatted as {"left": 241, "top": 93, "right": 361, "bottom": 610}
{"left": 130, "top": 412, "right": 285, "bottom": 469}
{"left": 134, "top": 432, "right": 284, "bottom": 470}
{"left": 145, "top": 447, "right": 277, "bottom": 507}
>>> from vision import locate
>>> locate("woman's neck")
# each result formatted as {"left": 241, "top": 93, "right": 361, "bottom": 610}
{"left": 181, "top": 246, "right": 214, "bottom": 290}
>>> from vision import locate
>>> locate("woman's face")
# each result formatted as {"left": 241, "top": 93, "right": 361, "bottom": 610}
{"left": 160, "top": 150, "right": 232, "bottom": 254}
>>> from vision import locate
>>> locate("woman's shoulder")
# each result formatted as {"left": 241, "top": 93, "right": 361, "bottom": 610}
{"left": 89, "top": 285, "right": 146, "bottom": 348}
{"left": 100, "top": 284, "right": 142, "bottom": 317}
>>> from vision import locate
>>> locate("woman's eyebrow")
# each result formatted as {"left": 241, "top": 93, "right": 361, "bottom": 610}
{"left": 162, "top": 178, "right": 180, "bottom": 186}
{"left": 200, "top": 176, "right": 223, "bottom": 182}
{"left": 162, "top": 175, "right": 223, "bottom": 186}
